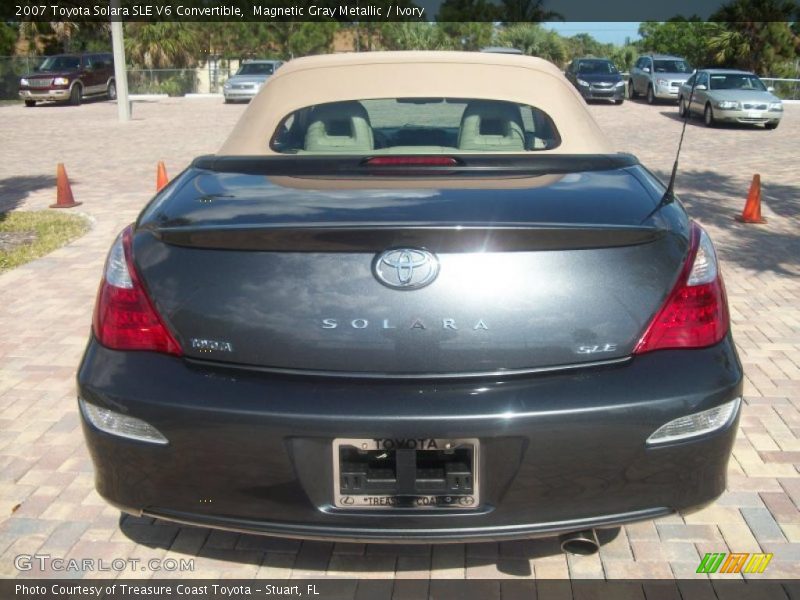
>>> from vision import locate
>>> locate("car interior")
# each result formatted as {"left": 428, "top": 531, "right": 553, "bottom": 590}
{"left": 273, "top": 98, "right": 560, "bottom": 153}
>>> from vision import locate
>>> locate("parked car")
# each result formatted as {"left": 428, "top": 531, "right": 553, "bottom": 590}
{"left": 480, "top": 47, "right": 524, "bottom": 54}
{"left": 19, "top": 53, "right": 115, "bottom": 107}
{"left": 79, "top": 51, "right": 741, "bottom": 550}
{"left": 628, "top": 54, "right": 693, "bottom": 104}
{"left": 678, "top": 69, "right": 783, "bottom": 129}
{"left": 223, "top": 59, "right": 282, "bottom": 103}
{"left": 565, "top": 58, "right": 625, "bottom": 104}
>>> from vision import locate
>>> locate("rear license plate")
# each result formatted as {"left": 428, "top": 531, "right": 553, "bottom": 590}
{"left": 332, "top": 438, "right": 479, "bottom": 509}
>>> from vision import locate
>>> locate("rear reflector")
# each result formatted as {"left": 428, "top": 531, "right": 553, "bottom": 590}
{"left": 634, "top": 222, "right": 729, "bottom": 354}
{"left": 93, "top": 225, "right": 182, "bottom": 355}
{"left": 80, "top": 398, "right": 168, "bottom": 445}
{"left": 646, "top": 398, "right": 740, "bottom": 445}
{"left": 364, "top": 156, "right": 460, "bottom": 166}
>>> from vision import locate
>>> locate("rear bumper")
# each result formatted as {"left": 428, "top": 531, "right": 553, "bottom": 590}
{"left": 77, "top": 335, "right": 743, "bottom": 542}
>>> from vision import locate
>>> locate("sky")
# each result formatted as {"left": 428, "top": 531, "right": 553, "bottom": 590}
{"left": 543, "top": 22, "right": 642, "bottom": 46}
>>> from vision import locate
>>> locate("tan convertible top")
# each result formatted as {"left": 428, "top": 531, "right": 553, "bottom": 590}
{"left": 219, "top": 51, "right": 612, "bottom": 155}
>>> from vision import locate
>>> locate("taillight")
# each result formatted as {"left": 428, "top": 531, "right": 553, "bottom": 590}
{"left": 634, "top": 222, "right": 728, "bottom": 354}
{"left": 93, "top": 225, "right": 182, "bottom": 355}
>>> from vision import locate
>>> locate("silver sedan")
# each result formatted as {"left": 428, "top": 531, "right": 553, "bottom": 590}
{"left": 678, "top": 69, "right": 783, "bottom": 129}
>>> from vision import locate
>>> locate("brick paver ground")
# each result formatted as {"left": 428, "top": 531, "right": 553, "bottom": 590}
{"left": 0, "top": 95, "right": 798, "bottom": 582}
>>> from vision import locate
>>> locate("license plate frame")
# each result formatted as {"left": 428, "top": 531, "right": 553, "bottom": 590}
{"left": 332, "top": 437, "right": 480, "bottom": 510}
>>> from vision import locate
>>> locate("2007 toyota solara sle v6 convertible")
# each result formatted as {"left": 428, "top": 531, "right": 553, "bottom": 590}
{"left": 78, "top": 51, "right": 742, "bottom": 552}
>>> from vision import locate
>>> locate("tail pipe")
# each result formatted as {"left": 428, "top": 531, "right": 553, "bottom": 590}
{"left": 559, "top": 528, "right": 600, "bottom": 555}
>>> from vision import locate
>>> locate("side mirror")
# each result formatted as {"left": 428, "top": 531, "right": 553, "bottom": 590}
{"left": 767, "top": 86, "right": 775, "bottom": 93}
{"left": 695, "top": 84, "right": 707, "bottom": 91}
{"left": 643, "top": 67, "right": 650, "bottom": 73}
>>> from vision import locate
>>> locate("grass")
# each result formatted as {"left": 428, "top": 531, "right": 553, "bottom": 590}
{"left": 0, "top": 211, "right": 90, "bottom": 272}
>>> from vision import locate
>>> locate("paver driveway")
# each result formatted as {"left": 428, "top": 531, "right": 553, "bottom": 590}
{"left": 0, "top": 96, "right": 798, "bottom": 582}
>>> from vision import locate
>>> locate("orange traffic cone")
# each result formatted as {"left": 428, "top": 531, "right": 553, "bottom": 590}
{"left": 50, "top": 163, "right": 81, "bottom": 209}
{"left": 156, "top": 161, "right": 169, "bottom": 192}
{"left": 735, "top": 174, "right": 767, "bottom": 224}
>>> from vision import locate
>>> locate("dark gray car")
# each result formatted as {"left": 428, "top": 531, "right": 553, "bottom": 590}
{"left": 565, "top": 58, "right": 625, "bottom": 104}
{"left": 77, "top": 53, "right": 742, "bottom": 551}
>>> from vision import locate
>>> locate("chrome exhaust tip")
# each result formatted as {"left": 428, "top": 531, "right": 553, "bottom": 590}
{"left": 559, "top": 528, "right": 600, "bottom": 555}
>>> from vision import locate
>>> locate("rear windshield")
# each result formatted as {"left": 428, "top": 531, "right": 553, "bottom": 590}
{"left": 709, "top": 74, "right": 766, "bottom": 91}
{"left": 271, "top": 98, "right": 561, "bottom": 154}
{"left": 578, "top": 60, "right": 618, "bottom": 75}
{"left": 238, "top": 63, "right": 275, "bottom": 76}
{"left": 653, "top": 59, "right": 692, "bottom": 73}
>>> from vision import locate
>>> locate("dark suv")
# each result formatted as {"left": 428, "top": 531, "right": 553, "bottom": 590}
{"left": 19, "top": 53, "right": 116, "bottom": 107}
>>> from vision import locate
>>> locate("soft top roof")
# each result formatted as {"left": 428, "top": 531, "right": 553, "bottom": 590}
{"left": 219, "top": 51, "right": 613, "bottom": 156}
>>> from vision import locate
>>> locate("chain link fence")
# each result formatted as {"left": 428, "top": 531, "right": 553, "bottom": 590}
{"left": 761, "top": 78, "right": 800, "bottom": 101}
{"left": 0, "top": 56, "right": 43, "bottom": 101}
{"left": 126, "top": 69, "right": 199, "bottom": 96}
{"left": 3, "top": 56, "right": 799, "bottom": 101}
{"left": 1, "top": 57, "right": 238, "bottom": 99}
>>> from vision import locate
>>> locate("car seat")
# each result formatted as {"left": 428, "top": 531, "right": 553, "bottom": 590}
{"left": 304, "top": 101, "right": 374, "bottom": 153}
{"left": 457, "top": 100, "right": 526, "bottom": 151}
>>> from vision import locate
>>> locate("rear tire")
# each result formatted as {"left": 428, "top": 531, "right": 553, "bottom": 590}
{"left": 704, "top": 104, "right": 716, "bottom": 127}
{"left": 69, "top": 84, "right": 82, "bottom": 106}
{"left": 627, "top": 81, "right": 637, "bottom": 99}
{"left": 764, "top": 121, "right": 779, "bottom": 130}
{"left": 646, "top": 85, "right": 656, "bottom": 105}
{"left": 24, "top": 100, "right": 36, "bottom": 107}
{"left": 107, "top": 80, "right": 117, "bottom": 101}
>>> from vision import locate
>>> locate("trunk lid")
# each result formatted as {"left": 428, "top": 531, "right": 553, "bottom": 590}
{"left": 134, "top": 159, "right": 688, "bottom": 376}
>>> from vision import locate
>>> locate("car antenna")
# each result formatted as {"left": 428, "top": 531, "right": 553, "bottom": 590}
{"left": 641, "top": 73, "right": 699, "bottom": 223}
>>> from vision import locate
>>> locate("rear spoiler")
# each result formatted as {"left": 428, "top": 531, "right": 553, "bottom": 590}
{"left": 191, "top": 153, "right": 639, "bottom": 177}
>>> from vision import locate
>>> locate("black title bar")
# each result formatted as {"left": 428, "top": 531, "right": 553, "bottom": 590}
{"left": 6, "top": 0, "right": 798, "bottom": 23}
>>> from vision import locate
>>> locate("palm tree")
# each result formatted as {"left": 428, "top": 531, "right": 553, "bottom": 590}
{"left": 496, "top": 23, "right": 567, "bottom": 65}
{"left": 709, "top": 0, "right": 799, "bottom": 74}
{"left": 17, "top": 22, "right": 81, "bottom": 54}
{"left": 379, "top": 23, "right": 457, "bottom": 51}
{"left": 500, "top": 0, "right": 562, "bottom": 22}
{"left": 124, "top": 23, "right": 203, "bottom": 69}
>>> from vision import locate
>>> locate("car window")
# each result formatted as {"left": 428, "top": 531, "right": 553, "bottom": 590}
{"left": 709, "top": 74, "right": 766, "bottom": 91}
{"left": 271, "top": 98, "right": 561, "bottom": 154}
{"left": 576, "top": 60, "right": 618, "bottom": 75}
{"left": 38, "top": 56, "right": 81, "bottom": 71}
{"left": 653, "top": 60, "right": 692, "bottom": 73}
{"left": 697, "top": 72, "right": 709, "bottom": 87}
{"left": 238, "top": 63, "right": 275, "bottom": 76}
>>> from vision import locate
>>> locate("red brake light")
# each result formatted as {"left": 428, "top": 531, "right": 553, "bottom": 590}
{"left": 364, "top": 156, "right": 459, "bottom": 166}
{"left": 93, "top": 225, "right": 182, "bottom": 355}
{"left": 634, "top": 222, "right": 729, "bottom": 354}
